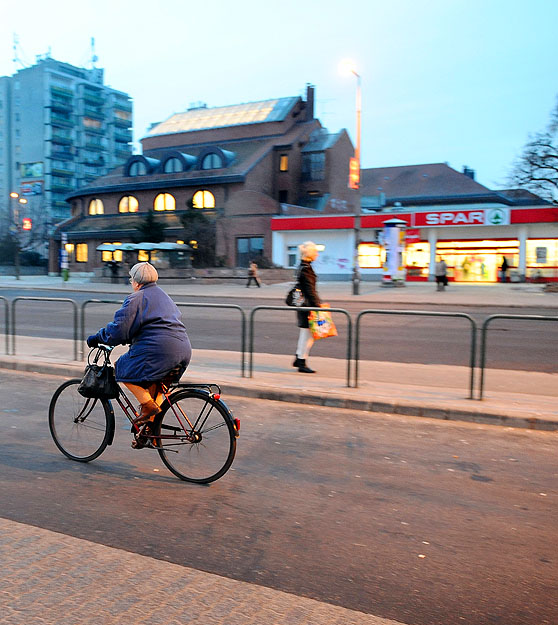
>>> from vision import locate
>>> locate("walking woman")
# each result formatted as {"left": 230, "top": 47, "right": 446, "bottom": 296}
{"left": 293, "top": 241, "right": 321, "bottom": 374}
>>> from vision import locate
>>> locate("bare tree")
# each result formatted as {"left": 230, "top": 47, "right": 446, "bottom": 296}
{"left": 510, "top": 97, "right": 558, "bottom": 203}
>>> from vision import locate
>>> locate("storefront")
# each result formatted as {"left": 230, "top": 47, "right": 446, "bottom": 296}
{"left": 271, "top": 206, "right": 558, "bottom": 282}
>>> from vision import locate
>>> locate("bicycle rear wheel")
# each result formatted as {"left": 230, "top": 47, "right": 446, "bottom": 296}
{"left": 49, "top": 379, "right": 112, "bottom": 462}
{"left": 155, "top": 389, "right": 236, "bottom": 483}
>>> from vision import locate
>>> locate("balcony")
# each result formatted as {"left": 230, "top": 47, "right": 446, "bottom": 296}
{"left": 51, "top": 85, "right": 74, "bottom": 97}
{"left": 51, "top": 98, "right": 73, "bottom": 112}
{"left": 114, "top": 129, "right": 132, "bottom": 143}
{"left": 83, "top": 106, "right": 105, "bottom": 120}
{"left": 82, "top": 91, "right": 104, "bottom": 106}
{"left": 51, "top": 167, "right": 75, "bottom": 177}
{"left": 84, "top": 142, "right": 106, "bottom": 152}
{"left": 51, "top": 132, "right": 73, "bottom": 146}
{"left": 51, "top": 113, "right": 74, "bottom": 128}
{"left": 51, "top": 182, "right": 75, "bottom": 193}
{"left": 50, "top": 149, "right": 74, "bottom": 161}
{"left": 113, "top": 116, "right": 131, "bottom": 128}
{"left": 113, "top": 101, "right": 132, "bottom": 113}
{"left": 115, "top": 148, "right": 132, "bottom": 160}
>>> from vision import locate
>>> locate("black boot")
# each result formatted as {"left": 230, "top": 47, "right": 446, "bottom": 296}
{"left": 297, "top": 360, "right": 315, "bottom": 373}
{"left": 293, "top": 357, "right": 304, "bottom": 367}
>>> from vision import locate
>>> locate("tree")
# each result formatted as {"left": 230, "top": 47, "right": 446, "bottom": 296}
{"left": 510, "top": 97, "right": 558, "bottom": 203}
{"left": 179, "top": 209, "right": 217, "bottom": 267}
{"left": 132, "top": 210, "right": 166, "bottom": 243}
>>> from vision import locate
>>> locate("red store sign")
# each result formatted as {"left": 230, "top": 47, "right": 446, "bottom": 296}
{"left": 414, "top": 208, "right": 510, "bottom": 227}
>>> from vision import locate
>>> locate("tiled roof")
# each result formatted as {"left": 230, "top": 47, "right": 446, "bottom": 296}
{"left": 146, "top": 97, "right": 299, "bottom": 136}
{"left": 60, "top": 212, "right": 183, "bottom": 236}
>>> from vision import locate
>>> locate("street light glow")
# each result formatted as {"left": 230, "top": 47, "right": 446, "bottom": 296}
{"left": 339, "top": 58, "right": 359, "bottom": 78}
{"left": 10, "top": 191, "right": 19, "bottom": 199}
{"left": 18, "top": 198, "right": 28, "bottom": 204}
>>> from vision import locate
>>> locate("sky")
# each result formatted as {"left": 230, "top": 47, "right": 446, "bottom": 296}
{"left": 2, "top": 0, "right": 557, "bottom": 190}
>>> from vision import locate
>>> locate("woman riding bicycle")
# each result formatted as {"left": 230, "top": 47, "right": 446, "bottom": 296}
{"left": 87, "top": 262, "right": 191, "bottom": 428}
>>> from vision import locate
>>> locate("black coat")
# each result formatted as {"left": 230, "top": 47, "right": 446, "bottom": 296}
{"left": 296, "top": 261, "right": 321, "bottom": 328}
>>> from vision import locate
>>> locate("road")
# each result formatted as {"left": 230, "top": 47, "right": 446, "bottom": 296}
{"left": 2, "top": 287, "right": 558, "bottom": 372}
{"left": 1, "top": 369, "right": 556, "bottom": 625}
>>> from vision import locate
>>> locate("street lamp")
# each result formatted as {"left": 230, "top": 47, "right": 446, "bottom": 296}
{"left": 340, "top": 60, "right": 362, "bottom": 295}
{"left": 9, "top": 192, "right": 27, "bottom": 280}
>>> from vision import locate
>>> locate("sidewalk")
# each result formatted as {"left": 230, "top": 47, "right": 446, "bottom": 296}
{"left": 1, "top": 275, "right": 558, "bottom": 431}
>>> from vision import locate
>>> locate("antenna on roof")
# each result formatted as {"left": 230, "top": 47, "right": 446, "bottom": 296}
{"left": 12, "top": 33, "right": 29, "bottom": 70}
{"left": 90, "top": 37, "right": 98, "bottom": 68}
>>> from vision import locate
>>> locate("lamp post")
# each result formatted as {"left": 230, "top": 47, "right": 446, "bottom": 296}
{"left": 9, "top": 192, "right": 27, "bottom": 280}
{"left": 341, "top": 60, "right": 362, "bottom": 295}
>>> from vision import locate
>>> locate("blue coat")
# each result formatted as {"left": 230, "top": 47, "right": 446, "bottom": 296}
{"left": 91, "top": 283, "right": 192, "bottom": 383}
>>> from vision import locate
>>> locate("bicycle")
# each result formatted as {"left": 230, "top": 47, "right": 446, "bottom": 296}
{"left": 48, "top": 345, "right": 240, "bottom": 483}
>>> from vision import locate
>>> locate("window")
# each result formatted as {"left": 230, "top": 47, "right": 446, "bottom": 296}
{"left": 279, "top": 154, "right": 289, "bottom": 171}
{"left": 201, "top": 153, "right": 223, "bottom": 170}
{"left": 164, "top": 157, "right": 183, "bottom": 173}
{"left": 119, "top": 195, "right": 139, "bottom": 213}
{"left": 154, "top": 193, "right": 175, "bottom": 211}
{"left": 236, "top": 236, "right": 264, "bottom": 268}
{"left": 192, "top": 189, "right": 215, "bottom": 209}
{"left": 278, "top": 190, "right": 288, "bottom": 203}
{"left": 65, "top": 243, "right": 75, "bottom": 261}
{"left": 129, "top": 161, "right": 147, "bottom": 176}
{"left": 287, "top": 245, "right": 298, "bottom": 268}
{"left": 101, "top": 242, "right": 122, "bottom": 262}
{"left": 76, "top": 243, "right": 88, "bottom": 263}
{"left": 302, "top": 152, "right": 325, "bottom": 181}
{"left": 88, "top": 198, "right": 104, "bottom": 215}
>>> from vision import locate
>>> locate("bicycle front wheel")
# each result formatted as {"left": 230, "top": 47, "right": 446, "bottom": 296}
{"left": 49, "top": 379, "right": 112, "bottom": 462}
{"left": 155, "top": 389, "right": 236, "bottom": 484}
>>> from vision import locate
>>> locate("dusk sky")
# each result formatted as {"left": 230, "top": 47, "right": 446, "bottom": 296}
{"left": 2, "top": 0, "right": 557, "bottom": 189}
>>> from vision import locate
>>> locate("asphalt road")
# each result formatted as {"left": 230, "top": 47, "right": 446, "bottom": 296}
{"left": 2, "top": 287, "right": 558, "bottom": 372}
{"left": 2, "top": 369, "right": 556, "bottom": 625}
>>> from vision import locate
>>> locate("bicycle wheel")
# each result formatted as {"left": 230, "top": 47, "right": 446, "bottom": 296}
{"left": 155, "top": 389, "right": 236, "bottom": 484}
{"left": 49, "top": 379, "right": 112, "bottom": 462}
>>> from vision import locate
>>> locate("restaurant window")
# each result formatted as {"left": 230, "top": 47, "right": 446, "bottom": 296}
{"left": 118, "top": 195, "right": 139, "bottom": 213}
{"left": 279, "top": 154, "right": 289, "bottom": 171}
{"left": 88, "top": 198, "right": 104, "bottom": 215}
{"left": 76, "top": 243, "right": 88, "bottom": 263}
{"left": 154, "top": 192, "right": 175, "bottom": 211}
{"left": 192, "top": 189, "right": 215, "bottom": 209}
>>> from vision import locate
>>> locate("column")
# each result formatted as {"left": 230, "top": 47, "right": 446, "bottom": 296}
{"left": 428, "top": 229, "right": 438, "bottom": 281}
{"left": 518, "top": 226, "right": 527, "bottom": 282}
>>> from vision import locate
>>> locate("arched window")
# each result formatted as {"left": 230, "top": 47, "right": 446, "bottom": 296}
{"left": 192, "top": 189, "right": 215, "bottom": 209}
{"left": 88, "top": 198, "right": 104, "bottom": 215}
{"left": 129, "top": 161, "right": 147, "bottom": 176}
{"left": 201, "top": 153, "right": 223, "bottom": 170}
{"left": 164, "top": 157, "right": 183, "bottom": 173}
{"left": 154, "top": 193, "right": 175, "bottom": 211}
{"left": 118, "top": 195, "right": 139, "bottom": 213}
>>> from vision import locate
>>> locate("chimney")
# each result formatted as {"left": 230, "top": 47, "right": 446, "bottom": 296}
{"left": 463, "top": 166, "right": 475, "bottom": 180}
{"left": 305, "top": 84, "right": 315, "bottom": 121}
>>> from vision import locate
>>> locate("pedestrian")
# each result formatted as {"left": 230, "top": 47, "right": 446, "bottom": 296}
{"left": 246, "top": 260, "right": 261, "bottom": 287}
{"left": 293, "top": 241, "right": 322, "bottom": 374}
{"left": 435, "top": 257, "right": 448, "bottom": 291}
{"left": 500, "top": 257, "right": 509, "bottom": 283}
{"left": 107, "top": 260, "right": 119, "bottom": 284}
{"left": 87, "top": 262, "right": 192, "bottom": 428}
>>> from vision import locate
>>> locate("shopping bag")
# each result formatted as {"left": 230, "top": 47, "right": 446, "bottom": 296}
{"left": 308, "top": 305, "right": 338, "bottom": 340}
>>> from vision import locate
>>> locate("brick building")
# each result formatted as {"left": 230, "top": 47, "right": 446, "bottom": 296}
{"left": 51, "top": 85, "right": 357, "bottom": 274}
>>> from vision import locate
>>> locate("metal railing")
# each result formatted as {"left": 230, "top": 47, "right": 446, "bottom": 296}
{"left": 355, "top": 309, "right": 477, "bottom": 398}
{"left": 11, "top": 297, "right": 79, "bottom": 360}
{"left": 80, "top": 299, "right": 124, "bottom": 360}
{"left": 248, "top": 305, "right": 353, "bottom": 387}
{"left": 478, "top": 314, "right": 558, "bottom": 400}
{"left": 0, "top": 296, "right": 9, "bottom": 355}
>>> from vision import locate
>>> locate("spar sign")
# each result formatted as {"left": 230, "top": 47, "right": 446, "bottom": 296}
{"left": 414, "top": 208, "right": 510, "bottom": 227}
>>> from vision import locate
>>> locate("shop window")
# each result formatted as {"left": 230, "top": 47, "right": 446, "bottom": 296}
{"left": 201, "top": 153, "right": 223, "bottom": 170}
{"left": 129, "top": 161, "right": 147, "bottom": 176}
{"left": 279, "top": 154, "right": 289, "bottom": 172}
{"left": 88, "top": 198, "right": 104, "bottom": 215}
{"left": 192, "top": 190, "right": 215, "bottom": 209}
{"left": 76, "top": 243, "right": 88, "bottom": 263}
{"left": 119, "top": 195, "right": 139, "bottom": 213}
{"left": 236, "top": 236, "right": 263, "bottom": 268}
{"left": 154, "top": 192, "right": 175, "bottom": 211}
{"left": 164, "top": 157, "right": 183, "bottom": 173}
{"left": 358, "top": 243, "right": 384, "bottom": 269}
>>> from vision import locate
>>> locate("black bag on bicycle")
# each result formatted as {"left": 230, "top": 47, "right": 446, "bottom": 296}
{"left": 78, "top": 351, "right": 120, "bottom": 399}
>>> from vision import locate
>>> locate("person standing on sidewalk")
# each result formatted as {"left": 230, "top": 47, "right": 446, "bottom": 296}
{"left": 293, "top": 241, "right": 321, "bottom": 374}
{"left": 500, "top": 257, "right": 509, "bottom": 283}
{"left": 435, "top": 257, "right": 448, "bottom": 291}
{"left": 246, "top": 260, "right": 261, "bottom": 288}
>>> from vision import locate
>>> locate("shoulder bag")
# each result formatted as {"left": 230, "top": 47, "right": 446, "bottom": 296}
{"left": 78, "top": 349, "right": 120, "bottom": 399}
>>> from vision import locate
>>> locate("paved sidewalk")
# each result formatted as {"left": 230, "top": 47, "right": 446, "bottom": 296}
{"left": 0, "top": 517, "right": 405, "bottom": 625}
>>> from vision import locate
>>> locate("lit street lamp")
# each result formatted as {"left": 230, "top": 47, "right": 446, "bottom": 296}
{"left": 9, "top": 192, "right": 27, "bottom": 280}
{"left": 340, "top": 60, "right": 362, "bottom": 295}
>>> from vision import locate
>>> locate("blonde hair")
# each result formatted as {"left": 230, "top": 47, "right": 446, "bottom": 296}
{"left": 299, "top": 241, "right": 318, "bottom": 262}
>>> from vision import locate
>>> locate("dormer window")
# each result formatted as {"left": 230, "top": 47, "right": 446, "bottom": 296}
{"left": 201, "top": 153, "right": 223, "bottom": 170}
{"left": 164, "top": 157, "right": 183, "bottom": 173}
{"left": 129, "top": 161, "right": 147, "bottom": 176}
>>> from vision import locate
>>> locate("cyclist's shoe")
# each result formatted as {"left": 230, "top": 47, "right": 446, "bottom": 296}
{"left": 130, "top": 401, "right": 161, "bottom": 431}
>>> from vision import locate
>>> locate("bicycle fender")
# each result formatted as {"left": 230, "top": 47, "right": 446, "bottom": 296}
{"left": 104, "top": 400, "right": 117, "bottom": 446}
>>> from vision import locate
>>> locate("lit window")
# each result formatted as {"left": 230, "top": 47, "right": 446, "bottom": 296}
{"left": 129, "top": 161, "right": 147, "bottom": 176}
{"left": 65, "top": 243, "right": 75, "bottom": 261}
{"left": 101, "top": 242, "right": 122, "bottom": 262}
{"left": 164, "top": 157, "right": 183, "bottom": 173}
{"left": 279, "top": 154, "right": 289, "bottom": 171}
{"left": 138, "top": 249, "right": 150, "bottom": 261}
{"left": 154, "top": 193, "right": 175, "bottom": 211}
{"left": 118, "top": 195, "right": 139, "bottom": 213}
{"left": 76, "top": 243, "right": 88, "bottom": 263}
{"left": 201, "top": 153, "right": 223, "bottom": 170}
{"left": 192, "top": 190, "right": 215, "bottom": 209}
{"left": 88, "top": 198, "right": 104, "bottom": 215}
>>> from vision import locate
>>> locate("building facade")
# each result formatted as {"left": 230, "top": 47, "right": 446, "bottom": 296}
{"left": 52, "top": 85, "right": 357, "bottom": 274}
{"left": 0, "top": 55, "right": 133, "bottom": 253}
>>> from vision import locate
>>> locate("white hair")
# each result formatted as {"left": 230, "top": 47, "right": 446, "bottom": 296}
{"left": 299, "top": 241, "right": 318, "bottom": 261}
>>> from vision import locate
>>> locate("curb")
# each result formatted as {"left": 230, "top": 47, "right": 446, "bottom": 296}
{"left": 1, "top": 357, "right": 556, "bottom": 432}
